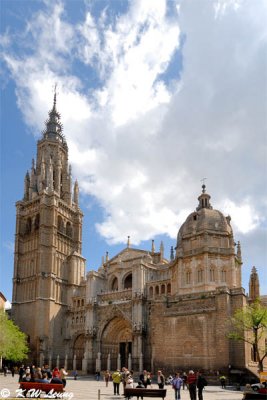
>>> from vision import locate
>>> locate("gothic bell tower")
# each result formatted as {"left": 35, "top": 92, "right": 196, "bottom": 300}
{"left": 12, "top": 93, "right": 85, "bottom": 364}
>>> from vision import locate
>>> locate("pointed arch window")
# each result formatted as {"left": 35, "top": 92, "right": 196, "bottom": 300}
{"left": 111, "top": 277, "right": 118, "bottom": 291}
{"left": 197, "top": 269, "right": 203, "bottom": 283}
{"left": 161, "top": 284, "right": 165, "bottom": 294}
{"left": 209, "top": 268, "right": 215, "bottom": 282}
{"left": 167, "top": 283, "right": 171, "bottom": 293}
{"left": 34, "top": 214, "right": 40, "bottom": 230}
{"left": 124, "top": 273, "right": 132, "bottom": 289}
{"left": 25, "top": 217, "right": 32, "bottom": 234}
{"left": 186, "top": 270, "right": 191, "bottom": 284}
{"left": 66, "top": 222, "right": 72, "bottom": 238}
{"left": 149, "top": 287, "right": 153, "bottom": 298}
{"left": 57, "top": 216, "right": 64, "bottom": 233}
{"left": 221, "top": 269, "right": 226, "bottom": 282}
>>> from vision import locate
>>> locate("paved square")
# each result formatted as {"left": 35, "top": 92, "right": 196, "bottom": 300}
{"left": 0, "top": 374, "right": 245, "bottom": 400}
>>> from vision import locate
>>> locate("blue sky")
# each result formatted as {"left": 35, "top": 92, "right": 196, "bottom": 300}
{"left": 1, "top": 0, "right": 267, "bottom": 303}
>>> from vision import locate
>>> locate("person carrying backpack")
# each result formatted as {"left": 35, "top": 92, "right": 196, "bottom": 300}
{"left": 197, "top": 371, "right": 208, "bottom": 400}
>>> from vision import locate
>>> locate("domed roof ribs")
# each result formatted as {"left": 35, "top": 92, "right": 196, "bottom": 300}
{"left": 196, "top": 184, "right": 213, "bottom": 211}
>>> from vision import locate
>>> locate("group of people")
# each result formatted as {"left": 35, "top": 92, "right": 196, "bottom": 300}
{"left": 170, "top": 370, "right": 208, "bottom": 400}
{"left": 106, "top": 368, "right": 165, "bottom": 396}
{"left": 100, "top": 367, "right": 207, "bottom": 400}
{"left": 18, "top": 364, "right": 68, "bottom": 387}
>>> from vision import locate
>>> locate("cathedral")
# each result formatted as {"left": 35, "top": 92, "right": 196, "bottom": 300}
{"left": 12, "top": 96, "right": 265, "bottom": 376}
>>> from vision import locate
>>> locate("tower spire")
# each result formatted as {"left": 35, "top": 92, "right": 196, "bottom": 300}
{"left": 42, "top": 87, "right": 67, "bottom": 148}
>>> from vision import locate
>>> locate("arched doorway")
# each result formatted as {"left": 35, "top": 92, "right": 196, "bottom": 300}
{"left": 101, "top": 317, "right": 132, "bottom": 370}
{"left": 73, "top": 334, "right": 85, "bottom": 370}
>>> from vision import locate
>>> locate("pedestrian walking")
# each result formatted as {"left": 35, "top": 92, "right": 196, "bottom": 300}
{"left": 188, "top": 370, "right": 197, "bottom": 400}
{"left": 197, "top": 371, "right": 208, "bottom": 400}
{"left": 104, "top": 370, "right": 110, "bottom": 387}
{"left": 112, "top": 369, "right": 122, "bottom": 395}
{"left": 220, "top": 375, "right": 226, "bottom": 389}
{"left": 172, "top": 372, "right": 183, "bottom": 400}
{"left": 182, "top": 372, "right": 188, "bottom": 390}
{"left": 157, "top": 370, "right": 165, "bottom": 389}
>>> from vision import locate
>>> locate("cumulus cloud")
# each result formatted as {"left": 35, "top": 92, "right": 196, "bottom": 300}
{"left": 1, "top": 0, "right": 266, "bottom": 255}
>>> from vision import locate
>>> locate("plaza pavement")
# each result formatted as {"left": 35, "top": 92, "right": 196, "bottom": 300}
{"left": 0, "top": 374, "right": 245, "bottom": 400}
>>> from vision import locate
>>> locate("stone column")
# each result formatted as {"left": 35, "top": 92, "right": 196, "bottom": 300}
{"left": 73, "top": 354, "right": 77, "bottom": 371}
{"left": 82, "top": 355, "right": 88, "bottom": 373}
{"left": 117, "top": 353, "right": 121, "bottom": 371}
{"left": 56, "top": 355, "right": 60, "bottom": 369}
{"left": 64, "top": 354, "right": 68, "bottom": 371}
{"left": 139, "top": 353, "right": 143, "bottom": 374}
{"left": 107, "top": 354, "right": 111, "bottom": 371}
{"left": 96, "top": 352, "right": 101, "bottom": 372}
{"left": 49, "top": 354, "right": 52, "bottom": 370}
{"left": 128, "top": 353, "right": 132, "bottom": 371}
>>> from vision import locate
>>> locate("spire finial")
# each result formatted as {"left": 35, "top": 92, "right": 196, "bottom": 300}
{"left": 200, "top": 178, "right": 207, "bottom": 193}
{"left": 53, "top": 83, "right": 58, "bottom": 109}
{"left": 127, "top": 236, "right": 130, "bottom": 248}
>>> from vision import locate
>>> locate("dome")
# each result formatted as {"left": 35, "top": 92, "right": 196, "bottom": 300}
{"left": 176, "top": 185, "right": 233, "bottom": 248}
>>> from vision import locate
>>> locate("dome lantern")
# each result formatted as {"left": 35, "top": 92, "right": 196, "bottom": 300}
{"left": 196, "top": 184, "right": 213, "bottom": 211}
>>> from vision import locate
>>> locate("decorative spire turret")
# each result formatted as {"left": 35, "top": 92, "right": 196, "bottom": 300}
{"left": 170, "top": 246, "right": 174, "bottom": 261}
{"left": 249, "top": 266, "right": 260, "bottom": 300}
{"left": 24, "top": 171, "right": 30, "bottom": 201}
{"left": 127, "top": 236, "right": 130, "bottom": 248}
{"left": 160, "top": 241, "right": 164, "bottom": 261}
{"left": 73, "top": 179, "right": 79, "bottom": 205}
{"left": 151, "top": 239, "right": 155, "bottom": 254}
{"left": 29, "top": 158, "right": 37, "bottom": 198}
{"left": 237, "top": 241, "right": 242, "bottom": 261}
{"left": 47, "top": 157, "right": 53, "bottom": 191}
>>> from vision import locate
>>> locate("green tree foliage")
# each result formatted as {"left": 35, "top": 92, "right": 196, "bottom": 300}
{"left": 0, "top": 311, "right": 29, "bottom": 362}
{"left": 228, "top": 300, "right": 267, "bottom": 372}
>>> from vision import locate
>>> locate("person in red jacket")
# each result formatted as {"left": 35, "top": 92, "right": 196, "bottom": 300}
{"left": 187, "top": 370, "right": 197, "bottom": 400}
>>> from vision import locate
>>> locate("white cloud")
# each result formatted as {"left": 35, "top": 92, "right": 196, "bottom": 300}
{"left": 4, "top": 300, "right": 12, "bottom": 310}
{"left": 3, "top": 241, "right": 14, "bottom": 252}
{"left": 220, "top": 199, "right": 261, "bottom": 234}
{"left": 2, "top": 0, "right": 267, "bottom": 258}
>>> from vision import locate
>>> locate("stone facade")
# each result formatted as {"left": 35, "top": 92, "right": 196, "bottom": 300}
{"left": 12, "top": 99, "right": 266, "bottom": 375}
